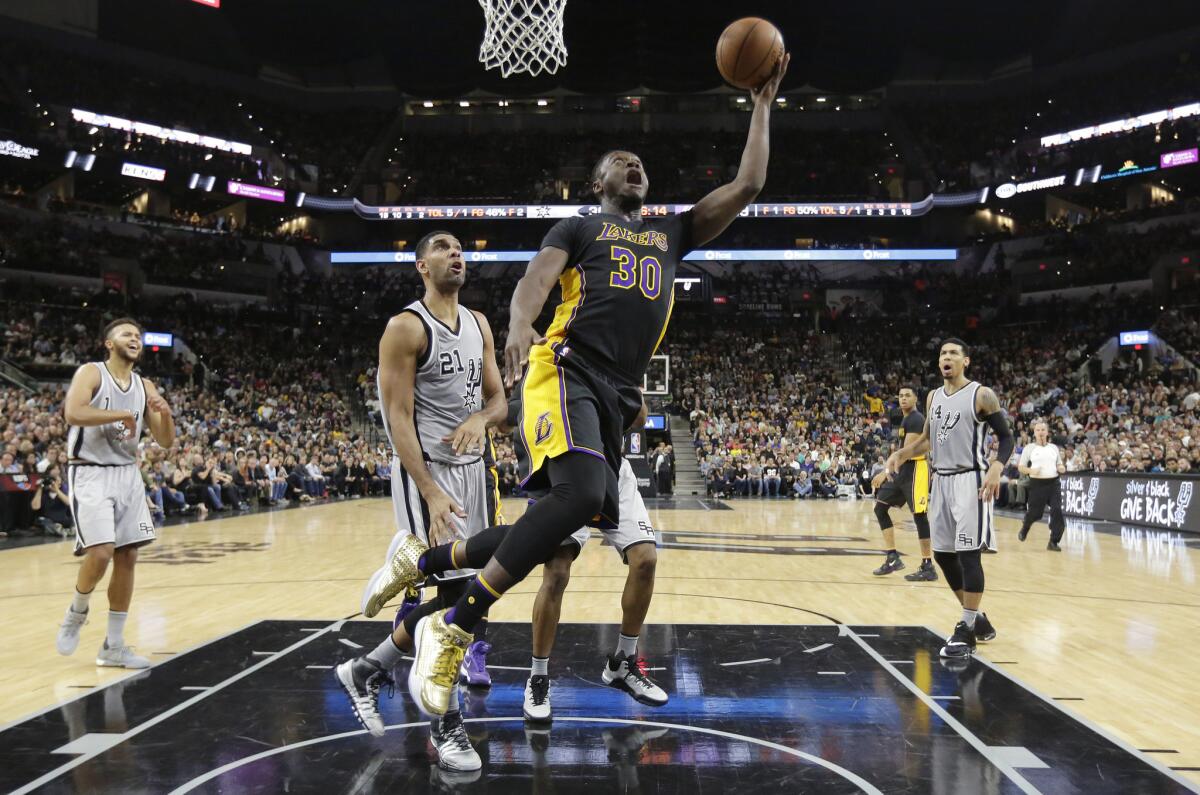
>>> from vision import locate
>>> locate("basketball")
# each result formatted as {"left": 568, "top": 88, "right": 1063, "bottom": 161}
{"left": 716, "top": 17, "right": 784, "bottom": 90}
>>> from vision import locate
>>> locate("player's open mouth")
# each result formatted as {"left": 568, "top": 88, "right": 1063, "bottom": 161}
{"left": 625, "top": 171, "right": 643, "bottom": 185}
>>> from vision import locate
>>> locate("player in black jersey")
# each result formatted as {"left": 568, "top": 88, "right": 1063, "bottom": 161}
{"left": 871, "top": 386, "right": 936, "bottom": 581}
{"left": 389, "top": 54, "right": 792, "bottom": 717}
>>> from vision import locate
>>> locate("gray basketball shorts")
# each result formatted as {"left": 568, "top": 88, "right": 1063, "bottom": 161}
{"left": 388, "top": 456, "right": 488, "bottom": 583}
{"left": 69, "top": 463, "right": 156, "bottom": 557}
{"left": 930, "top": 470, "right": 996, "bottom": 553}
{"left": 565, "top": 458, "right": 657, "bottom": 562}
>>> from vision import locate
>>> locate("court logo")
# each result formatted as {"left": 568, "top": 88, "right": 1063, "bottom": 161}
{"left": 1175, "top": 481, "right": 1193, "bottom": 527}
{"left": 535, "top": 412, "right": 554, "bottom": 445}
{"left": 1086, "top": 476, "right": 1100, "bottom": 514}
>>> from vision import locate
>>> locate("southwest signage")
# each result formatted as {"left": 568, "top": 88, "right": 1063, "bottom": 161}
{"left": 993, "top": 175, "right": 1067, "bottom": 199}
{"left": 330, "top": 248, "right": 958, "bottom": 264}
{"left": 142, "top": 332, "right": 174, "bottom": 347}
{"left": 1161, "top": 148, "right": 1199, "bottom": 169}
{"left": 120, "top": 162, "right": 166, "bottom": 182}
{"left": 1060, "top": 474, "right": 1197, "bottom": 532}
{"left": 1040, "top": 102, "right": 1200, "bottom": 149}
{"left": 0, "top": 140, "right": 39, "bottom": 160}
{"left": 72, "top": 109, "right": 252, "bottom": 156}
{"left": 227, "top": 181, "right": 285, "bottom": 203}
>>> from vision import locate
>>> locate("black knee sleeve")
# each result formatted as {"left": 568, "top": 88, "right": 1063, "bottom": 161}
{"left": 913, "top": 513, "right": 930, "bottom": 540}
{"left": 873, "top": 501, "right": 893, "bottom": 531}
{"left": 959, "top": 550, "right": 985, "bottom": 593}
{"left": 493, "top": 453, "right": 608, "bottom": 581}
{"left": 934, "top": 550, "right": 963, "bottom": 591}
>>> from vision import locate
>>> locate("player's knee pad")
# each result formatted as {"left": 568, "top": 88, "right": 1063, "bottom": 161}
{"left": 913, "top": 513, "right": 931, "bottom": 540}
{"left": 933, "top": 551, "right": 963, "bottom": 591}
{"left": 873, "top": 501, "right": 893, "bottom": 531}
{"left": 958, "top": 550, "right": 985, "bottom": 593}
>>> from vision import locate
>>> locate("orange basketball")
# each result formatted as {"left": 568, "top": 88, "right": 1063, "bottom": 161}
{"left": 716, "top": 17, "right": 784, "bottom": 90}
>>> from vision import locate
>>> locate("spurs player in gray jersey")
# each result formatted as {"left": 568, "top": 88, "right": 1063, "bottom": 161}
{"left": 887, "top": 338, "right": 1014, "bottom": 660}
{"left": 337, "top": 231, "right": 505, "bottom": 774}
{"left": 55, "top": 318, "right": 175, "bottom": 669}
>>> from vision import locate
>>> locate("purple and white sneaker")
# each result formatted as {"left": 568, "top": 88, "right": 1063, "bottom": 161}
{"left": 460, "top": 641, "right": 492, "bottom": 688}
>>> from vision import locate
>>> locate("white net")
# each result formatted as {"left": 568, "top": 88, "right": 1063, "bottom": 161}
{"left": 478, "top": 0, "right": 568, "bottom": 78}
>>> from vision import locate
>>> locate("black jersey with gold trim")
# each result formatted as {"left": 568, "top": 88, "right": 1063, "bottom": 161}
{"left": 539, "top": 211, "right": 694, "bottom": 388}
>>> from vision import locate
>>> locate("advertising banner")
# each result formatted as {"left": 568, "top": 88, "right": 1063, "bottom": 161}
{"left": 1060, "top": 473, "right": 1198, "bottom": 533}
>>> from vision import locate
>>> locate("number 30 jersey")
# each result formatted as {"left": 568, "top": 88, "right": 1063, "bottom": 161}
{"left": 382, "top": 301, "right": 486, "bottom": 466}
{"left": 539, "top": 211, "right": 695, "bottom": 389}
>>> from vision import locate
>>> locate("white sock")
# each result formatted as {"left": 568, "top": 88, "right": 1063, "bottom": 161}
{"left": 616, "top": 633, "right": 638, "bottom": 658}
{"left": 71, "top": 589, "right": 92, "bottom": 614}
{"left": 531, "top": 656, "right": 549, "bottom": 676}
{"left": 107, "top": 611, "right": 128, "bottom": 648}
{"left": 961, "top": 608, "right": 978, "bottom": 629}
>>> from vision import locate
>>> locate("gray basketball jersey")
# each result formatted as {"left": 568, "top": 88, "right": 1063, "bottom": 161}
{"left": 928, "top": 381, "right": 988, "bottom": 473}
{"left": 381, "top": 301, "right": 486, "bottom": 466}
{"left": 67, "top": 362, "right": 146, "bottom": 465}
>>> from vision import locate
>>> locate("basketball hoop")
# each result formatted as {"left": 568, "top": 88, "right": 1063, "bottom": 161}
{"left": 478, "top": 0, "right": 567, "bottom": 78}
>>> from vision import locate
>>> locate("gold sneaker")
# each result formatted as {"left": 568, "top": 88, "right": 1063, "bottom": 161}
{"left": 407, "top": 610, "right": 472, "bottom": 716}
{"left": 363, "top": 534, "right": 428, "bottom": 618}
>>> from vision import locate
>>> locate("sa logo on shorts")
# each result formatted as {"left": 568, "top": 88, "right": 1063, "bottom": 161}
{"left": 139, "top": 523, "right": 154, "bottom": 536}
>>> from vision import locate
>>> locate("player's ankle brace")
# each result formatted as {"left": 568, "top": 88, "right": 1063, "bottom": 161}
{"left": 913, "top": 513, "right": 931, "bottom": 540}
{"left": 873, "top": 501, "right": 893, "bottom": 531}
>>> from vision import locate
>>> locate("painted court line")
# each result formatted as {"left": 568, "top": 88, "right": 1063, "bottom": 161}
{"left": 817, "top": 671, "right": 847, "bottom": 676}
{"left": 166, "top": 716, "right": 884, "bottom": 795}
{"left": 305, "top": 665, "right": 334, "bottom": 670}
{"left": 251, "top": 651, "right": 278, "bottom": 656}
{"left": 51, "top": 733, "right": 124, "bottom": 755}
{"left": 845, "top": 626, "right": 1041, "bottom": 795}
{"left": 179, "top": 686, "right": 210, "bottom": 692}
{"left": 338, "top": 638, "right": 363, "bottom": 650}
{"left": 803, "top": 643, "right": 832, "bottom": 654}
{"left": 719, "top": 657, "right": 772, "bottom": 667}
{"left": 10, "top": 621, "right": 338, "bottom": 795}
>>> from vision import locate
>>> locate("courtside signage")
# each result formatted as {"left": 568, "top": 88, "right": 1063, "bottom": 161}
{"left": 993, "top": 175, "right": 1067, "bottom": 199}
{"left": 228, "top": 181, "right": 286, "bottom": 203}
{"left": 1161, "top": 148, "right": 1199, "bottom": 169}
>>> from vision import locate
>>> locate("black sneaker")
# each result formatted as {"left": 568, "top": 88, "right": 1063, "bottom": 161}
{"left": 1018, "top": 528, "right": 1029, "bottom": 542}
{"left": 1047, "top": 541, "right": 1062, "bottom": 551}
{"left": 974, "top": 612, "right": 996, "bottom": 642}
{"left": 939, "top": 621, "right": 975, "bottom": 659}
{"left": 903, "top": 560, "right": 938, "bottom": 582}
{"left": 872, "top": 553, "right": 905, "bottom": 576}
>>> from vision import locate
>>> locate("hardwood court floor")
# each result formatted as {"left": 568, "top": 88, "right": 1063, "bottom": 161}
{"left": 1, "top": 495, "right": 1198, "bottom": 787}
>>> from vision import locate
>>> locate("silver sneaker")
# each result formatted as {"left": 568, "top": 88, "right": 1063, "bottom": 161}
{"left": 432, "top": 711, "right": 481, "bottom": 772}
{"left": 96, "top": 642, "right": 151, "bottom": 668}
{"left": 56, "top": 607, "right": 88, "bottom": 656}
{"left": 336, "top": 657, "right": 392, "bottom": 737}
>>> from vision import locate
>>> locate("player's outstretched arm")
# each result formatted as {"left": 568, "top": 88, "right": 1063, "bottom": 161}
{"left": 63, "top": 364, "right": 135, "bottom": 429}
{"left": 380, "top": 313, "right": 465, "bottom": 542}
{"left": 689, "top": 52, "right": 790, "bottom": 248}
{"left": 505, "top": 246, "right": 568, "bottom": 387}
{"left": 141, "top": 378, "right": 176, "bottom": 449}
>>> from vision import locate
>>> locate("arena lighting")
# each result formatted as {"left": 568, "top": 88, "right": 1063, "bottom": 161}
{"left": 1040, "top": 101, "right": 1200, "bottom": 149}
{"left": 330, "top": 248, "right": 956, "bottom": 264}
{"left": 189, "top": 0, "right": 220, "bottom": 6}
{"left": 63, "top": 151, "right": 95, "bottom": 172}
{"left": 295, "top": 191, "right": 306, "bottom": 207}
{"left": 71, "top": 109, "right": 252, "bottom": 155}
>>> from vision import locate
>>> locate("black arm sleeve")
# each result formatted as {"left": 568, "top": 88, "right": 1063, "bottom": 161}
{"left": 985, "top": 411, "right": 1015, "bottom": 466}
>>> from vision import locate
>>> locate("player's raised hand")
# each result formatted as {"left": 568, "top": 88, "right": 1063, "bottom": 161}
{"left": 504, "top": 323, "right": 546, "bottom": 388}
{"left": 147, "top": 392, "right": 171, "bottom": 416}
{"left": 426, "top": 487, "right": 468, "bottom": 546}
{"left": 750, "top": 51, "right": 790, "bottom": 107}
{"left": 444, "top": 413, "right": 487, "bottom": 456}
